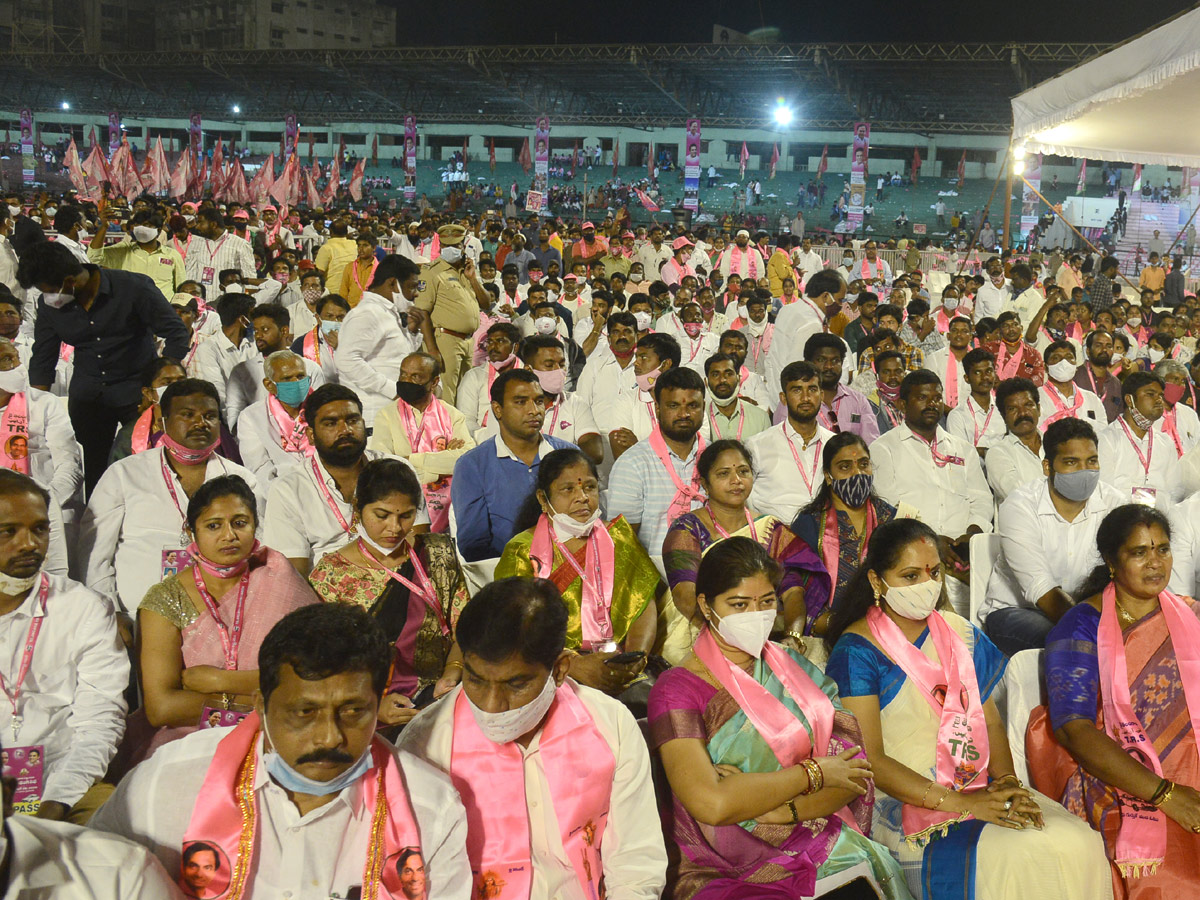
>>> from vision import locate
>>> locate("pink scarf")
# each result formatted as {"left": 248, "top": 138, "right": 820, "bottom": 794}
{"left": 867, "top": 606, "right": 990, "bottom": 845}
{"left": 131, "top": 407, "right": 156, "bottom": 454}
{"left": 0, "top": 392, "right": 30, "bottom": 475}
{"left": 728, "top": 244, "right": 761, "bottom": 279}
{"left": 944, "top": 353, "right": 960, "bottom": 408}
{"left": 1097, "top": 584, "right": 1200, "bottom": 877}
{"left": 449, "top": 683, "right": 613, "bottom": 900}
{"left": 528, "top": 514, "right": 616, "bottom": 649}
{"left": 479, "top": 359, "right": 521, "bottom": 428}
{"left": 266, "top": 395, "right": 311, "bottom": 455}
{"left": 647, "top": 426, "right": 705, "bottom": 524}
{"left": 301, "top": 327, "right": 322, "bottom": 365}
{"left": 396, "top": 397, "right": 454, "bottom": 532}
{"left": 181, "top": 711, "right": 421, "bottom": 900}
{"left": 1161, "top": 406, "right": 1185, "bottom": 458}
{"left": 1042, "top": 383, "right": 1083, "bottom": 429}
{"left": 860, "top": 258, "right": 885, "bottom": 282}
{"left": 748, "top": 324, "right": 774, "bottom": 368}
{"left": 994, "top": 341, "right": 1024, "bottom": 381}
{"left": 819, "top": 501, "right": 876, "bottom": 606}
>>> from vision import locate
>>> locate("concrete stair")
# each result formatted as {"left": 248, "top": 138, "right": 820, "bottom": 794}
{"left": 1114, "top": 196, "right": 1195, "bottom": 275}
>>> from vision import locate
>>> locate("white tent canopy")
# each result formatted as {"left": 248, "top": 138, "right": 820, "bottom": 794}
{"left": 1011, "top": 5, "right": 1200, "bottom": 167}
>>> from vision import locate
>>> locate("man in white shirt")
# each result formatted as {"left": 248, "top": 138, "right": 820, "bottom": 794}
{"left": 187, "top": 293, "right": 256, "bottom": 413}
{"left": 635, "top": 225, "right": 671, "bottom": 278}
{"left": 225, "top": 305, "right": 325, "bottom": 429}
{"left": 335, "top": 255, "right": 425, "bottom": 430}
{"left": 0, "top": 471, "right": 127, "bottom": 823}
{"left": 457, "top": 322, "right": 523, "bottom": 438}
{"left": 235, "top": 350, "right": 318, "bottom": 484}
{"left": 1007, "top": 263, "right": 1044, "bottom": 332}
{"left": 574, "top": 312, "right": 639, "bottom": 417}
{"left": 716, "top": 229, "right": 766, "bottom": 281}
{"left": 291, "top": 291, "right": 346, "bottom": 385}
{"left": 871, "top": 369, "right": 993, "bottom": 600}
{"left": 765, "top": 269, "right": 846, "bottom": 399}
{"left": 791, "top": 237, "right": 824, "bottom": 287}
{"left": 79, "top": 379, "right": 259, "bottom": 613}
{"left": 985, "top": 377, "right": 1046, "bottom": 504}
{"left": 399, "top": 578, "right": 666, "bottom": 900}
{"left": 92, "top": 603, "right": 471, "bottom": 900}
{"left": 264, "top": 384, "right": 428, "bottom": 575}
{"left": 973, "top": 256, "right": 1010, "bottom": 322}
{"left": 603, "top": 334, "right": 694, "bottom": 450}
{"left": 1154, "top": 358, "right": 1200, "bottom": 458}
{"left": 1039, "top": 340, "right": 1106, "bottom": 430}
{"left": 704, "top": 353, "right": 772, "bottom": 441}
{"left": 984, "top": 418, "right": 1125, "bottom": 655}
{"left": 185, "top": 208, "right": 256, "bottom": 304}
{"left": 715, "top": 330, "right": 773, "bottom": 410}
{"left": 1098, "top": 370, "right": 1182, "bottom": 509}
{"left": 674, "top": 302, "right": 720, "bottom": 376}
{"left": 923, "top": 316, "right": 973, "bottom": 410}
{"left": 945, "top": 348, "right": 1004, "bottom": 452}
{"left": 746, "top": 361, "right": 836, "bottom": 523}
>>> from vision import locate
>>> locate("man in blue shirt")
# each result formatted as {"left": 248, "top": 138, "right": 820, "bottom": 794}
{"left": 451, "top": 368, "right": 575, "bottom": 561}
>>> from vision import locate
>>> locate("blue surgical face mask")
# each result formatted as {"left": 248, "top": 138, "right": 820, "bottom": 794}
{"left": 262, "top": 718, "right": 374, "bottom": 797}
{"left": 274, "top": 375, "right": 311, "bottom": 407}
{"left": 319, "top": 319, "right": 342, "bottom": 336}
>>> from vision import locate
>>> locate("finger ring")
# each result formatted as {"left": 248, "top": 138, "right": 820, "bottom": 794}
{"left": 1004, "top": 800, "right": 1013, "bottom": 811}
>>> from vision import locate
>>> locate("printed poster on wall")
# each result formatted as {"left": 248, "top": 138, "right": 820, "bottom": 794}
{"left": 847, "top": 122, "right": 870, "bottom": 232}
{"left": 683, "top": 118, "right": 701, "bottom": 212}
{"left": 1019, "top": 154, "right": 1043, "bottom": 241}
{"left": 284, "top": 113, "right": 298, "bottom": 158}
{"left": 108, "top": 112, "right": 121, "bottom": 156}
{"left": 404, "top": 115, "right": 417, "bottom": 203}
{"left": 19, "top": 109, "right": 34, "bottom": 185}
{"left": 188, "top": 113, "right": 202, "bottom": 159}
{"left": 534, "top": 116, "right": 550, "bottom": 193}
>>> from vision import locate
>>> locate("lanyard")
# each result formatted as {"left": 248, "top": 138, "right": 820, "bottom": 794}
{"left": 782, "top": 424, "right": 822, "bottom": 495}
{"left": 706, "top": 504, "right": 757, "bottom": 541}
{"left": 356, "top": 540, "right": 447, "bottom": 634}
{"left": 160, "top": 451, "right": 194, "bottom": 546}
{"left": 549, "top": 530, "right": 606, "bottom": 609}
{"left": 818, "top": 396, "right": 844, "bottom": 433}
{"left": 1117, "top": 416, "right": 1154, "bottom": 476}
{"left": 310, "top": 455, "right": 355, "bottom": 534}
{"left": 709, "top": 401, "right": 745, "bottom": 442}
{"left": 192, "top": 567, "right": 249, "bottom": 671}
{"left": 966, "top": 397, "right": 995, "bottom": 446}
{"left": 911, "top": 429, "right": 956, "bottom": 468}
{"left": 544, "top": 400, "right": 563, "bottom": 435}
{"left": 352, "top": 257, "right": 379, "bottom": 292}
{"left": 174, "top": 234, "right": 192, "bottom": 261}
{"left": 0, "top": 575, "right": 48, "bottom": 742}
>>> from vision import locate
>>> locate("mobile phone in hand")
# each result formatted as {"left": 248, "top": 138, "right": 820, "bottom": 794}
{"left": 604, "top": 651, "right": 646, "bottom": 667}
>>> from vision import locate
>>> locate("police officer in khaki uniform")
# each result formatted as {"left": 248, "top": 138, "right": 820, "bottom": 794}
{"left": 415, "top": 224, "right": 492, "bottom": 405}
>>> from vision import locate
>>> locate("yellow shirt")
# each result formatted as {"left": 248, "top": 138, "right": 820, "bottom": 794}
{"left": 87, "top": 239, "right": 185, "bottom": 299}
{"left": 1139, "top": 265, "right": 1166, "bottom": 292}
{"left": 314, "top": 237, "right": 358, "bottom": 296}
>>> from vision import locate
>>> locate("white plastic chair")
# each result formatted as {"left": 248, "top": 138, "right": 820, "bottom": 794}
{"left": 447, "top": 502, "right": 500, "bottom": 596}
{"left": 999, "top": 648, "right": 1045, "bottom": 787}
{"left": 968, "top": 533, "right": 1003, "bottom": 629}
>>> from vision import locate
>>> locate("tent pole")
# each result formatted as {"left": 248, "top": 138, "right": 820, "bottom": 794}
{"left": 1002, "top": 165, "right": 1014, "bottom": 252}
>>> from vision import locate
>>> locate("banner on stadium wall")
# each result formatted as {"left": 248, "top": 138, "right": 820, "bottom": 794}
{"left": 1019, "top": 153, "right": 1043, "bottom": 240}
{"left": 404, "top": 115, "right": 417, "bottom": 203}
{"left": 847, "top": 122, "right": 869, "bottom": 232}
{"left": 19, "top": 109, "right": 33, "bottom": 185}
{"left": 284, "top": 113, "right": 298, "bottom": 158}
{"left": 534, "top": 116, "right": 549, "bottom": 193}
{"left": 683, "top": 118, "right": 701, "bottom": 212}
{"left": 188, "top": 113, "right": 202, "bottom": 158}
{"left": 108, "top": 112, "right": 121, "bottom": 156}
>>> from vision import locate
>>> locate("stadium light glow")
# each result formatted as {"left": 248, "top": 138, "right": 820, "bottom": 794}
{"left": 1013, "top": 159, "right": 1026, "bottom": 175}
{"left": 232, "top": 104, "right": 241, "bottom": 114}
{"left": 772, "top": 104, "right": 794, "bottom": 127}
{"left": 60, "top": 101, "right": 70, "bottom": 110}
{"left": 1013, "top": 144, "right": 1026, "bottom": 160}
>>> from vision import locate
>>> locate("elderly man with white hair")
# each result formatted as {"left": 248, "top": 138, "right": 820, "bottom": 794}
{"left": 235, "top": 350, "right": 321, "bottom": 483}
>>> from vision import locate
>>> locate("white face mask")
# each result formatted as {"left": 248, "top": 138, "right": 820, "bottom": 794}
{"left": 6, "top": 206, "right": 19, "bottom": 217}
{"left": 633, "top": 311, "right": 652, "bottom": 331}
{"left": 1048, "top": 359, "right": 1077, "bottom": 382}
{"left": 629, "top": 273, "right": 644, "bottom": 283}
{"left": 0, "top": 364, "right": 27, "bottom": 394}
{"left": 440, "top": 245, "right": 463, "bottom": 264}
{"left": 131, "top": 225, "right": 159, "bottom": 243}
{"left": 882, "top": 576, "right": 943, "bottom": 620}
{"left": 737, "top": 303, "right": 748, "bottom": 320}
{"left": 710, "top": 608, "right": 776, "bottom": 658}
{"left": 1111, "top": 350, "right": 1124, "bottom": 363}
{"left": 1147, "top": 346, "right": 1165, "bottom": 364}
{"left": 466, "top": 674, "right": 558, "bottom": 744}
{"left": 393, "top": 291, "right": 412, "bottom": 314}
{"left": 43, "top": 206, "right": 56, "bottom": 218}
{"left": 534, "top": 316, "right": 557, "bottom": 335}
{"left": 41, "top": 289, "right": 74, "bottom": 309}
{"left": 548, "top": 500, "right": 601, "bottom": 539}
{"left": 1127, "top": 317, "right": 1142, "bottom": 329}
{"left": 943, "top": 297, "right": 960, "bottom": 311}
{"left": 547, "top": 290, "right": 559, "bottom": 303}
{"left": 155, "top": 384, "right": 170, "bottom": 401}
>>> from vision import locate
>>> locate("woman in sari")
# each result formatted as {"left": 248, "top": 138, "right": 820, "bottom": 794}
{"left": 309, "top": 458, "right": 469, "bottom": 729}
{"left": 663, "top": 439, "right": 829, "bottom": 663}
{"left": 139, "top": 475, "right": 318, "bottom": 750}
{"left": 792, "top": 432, "right": 912, "bottom": 636}
{"left": 825, "top": 518, "right": 1111, "bottom": 900}
{"left": 648, "top": 536, "right": 909, "bottom": 899}
{"left": 1039, "top": 504, "right": 1200, "bottom": 898}
{"left": 496, "top": 448, "right": 663, "bottom": 710}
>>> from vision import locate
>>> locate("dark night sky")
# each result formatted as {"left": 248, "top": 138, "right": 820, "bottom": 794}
{"left": 388, "top": 0, "right": 1197, "bottom": 45}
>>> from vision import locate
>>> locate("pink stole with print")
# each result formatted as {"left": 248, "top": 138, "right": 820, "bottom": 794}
{"left": 301, "top": 327, "right": 322, "bottom": 365}
{"left": 867, "top": 606, "right": 990, "bottom": 844}
{"left": 181, "top": 711, "right": 421, "bottom": 900}
{"left": 131, "top": 407, "right": 158, "bottom": 454}
{"left": 728, "top": 245, "right": 761, "bottom": 279}
{"left": 396, "top": 397, "right": 454, "bottom": 532}
{"left": 647, "top": 426, "right": 705, "bottom": 524}
{"left": 1097, "top": 584, "right": 1200, "bottom": 877}
{"left": 1042, "top": 383, "right": 1083, "bottom": 428}
{"left": 266, "top": 395, "right": 311, "bottom": 456}
{"left": 529, "top": 514, "right": 616, "bottom": 648}
{"left": 449, "top": 684, "right": 613, "bottom": 900}
{"left": 944, "top": 352, "right": 960, "bottom": 408}
{"left": 0, "top": 392, "right": 29, "bottom": 474}
{"left": 1161, "top": 407, "right": 1185, "bottom": 458}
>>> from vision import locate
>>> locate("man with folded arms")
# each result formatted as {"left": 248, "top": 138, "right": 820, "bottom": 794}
{"left": 400, "top": 577, "right": 666, "bottom": 900}
{"left": 92, "top": 603, "right": 471, "bottom": 900}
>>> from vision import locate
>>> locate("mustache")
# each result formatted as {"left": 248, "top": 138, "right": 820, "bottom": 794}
{"left": 295, "top": 748, "right": 354, "bottom": 766}
{"left": 1016, "top": 416, "right": 1036, "bottom": 427}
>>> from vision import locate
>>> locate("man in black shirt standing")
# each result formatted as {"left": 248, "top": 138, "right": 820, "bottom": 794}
{"left": 17, "top": 241, "right": 190, "bottom": 494}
